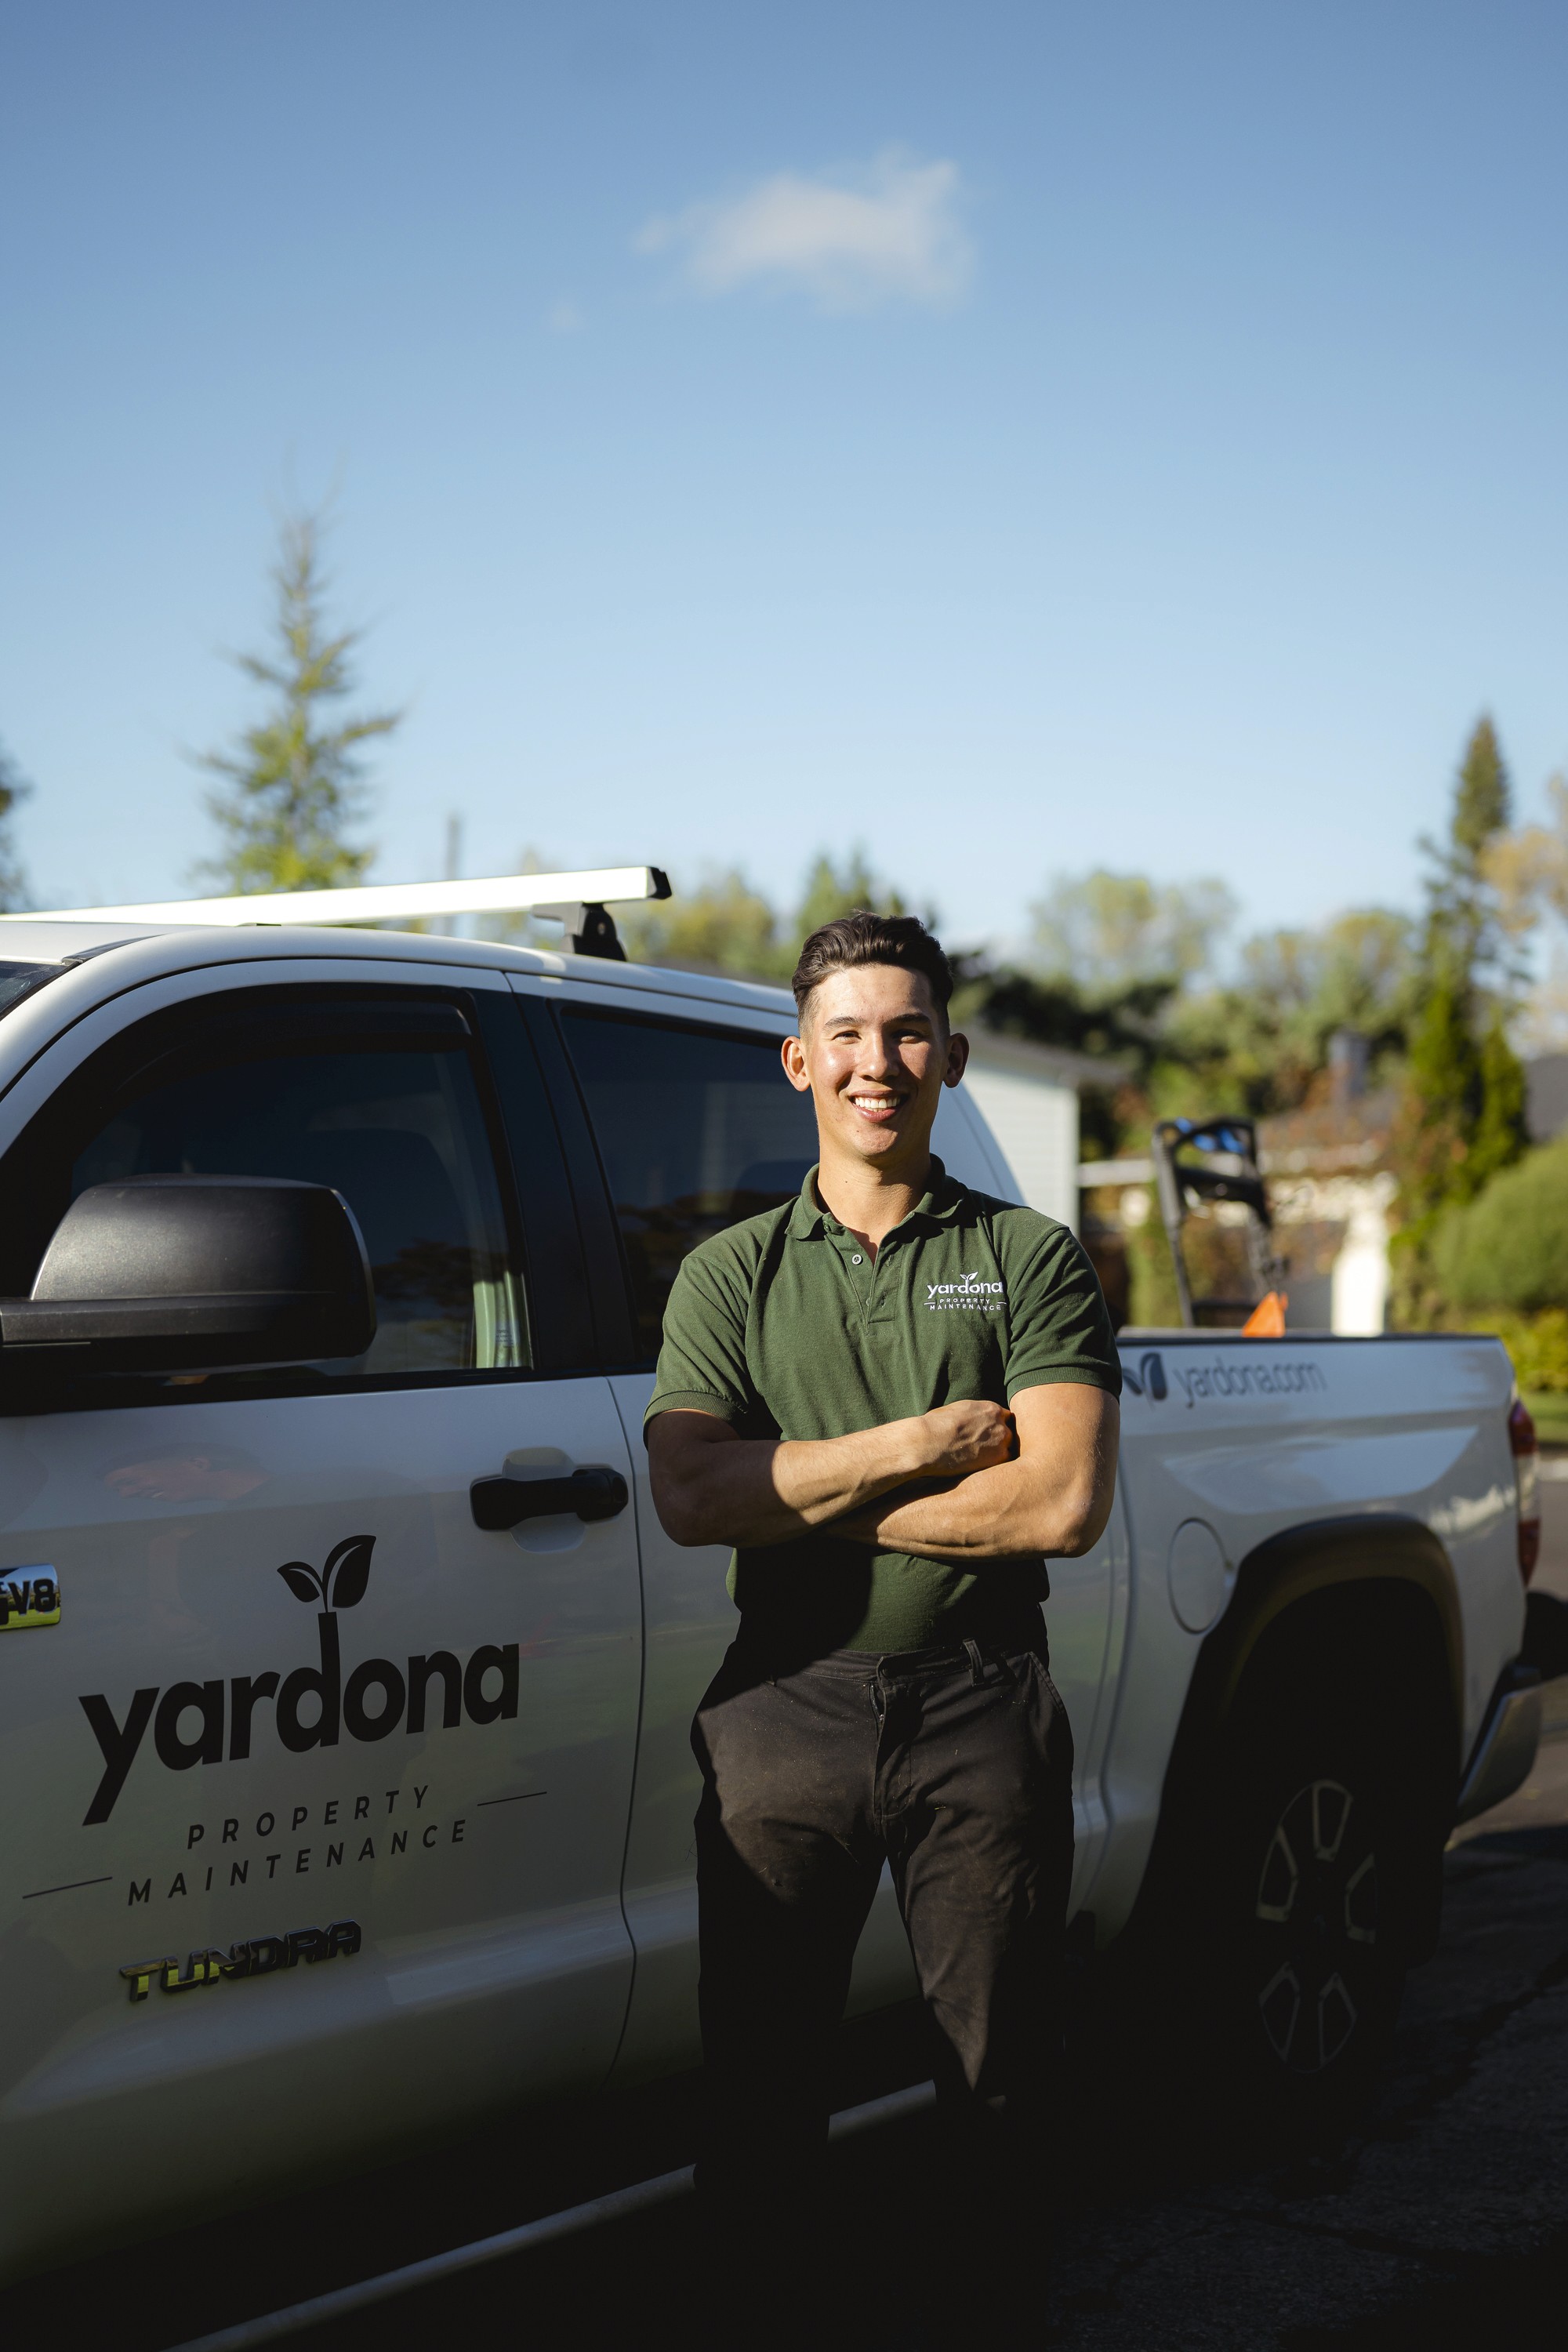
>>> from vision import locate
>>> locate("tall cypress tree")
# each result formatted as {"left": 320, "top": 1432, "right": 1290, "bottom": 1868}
{"left": 1394, "top": 717, "right": 1529, "bottom": 1316}
{"left": 195, "top": 507, "right": 401, "bottom": 894}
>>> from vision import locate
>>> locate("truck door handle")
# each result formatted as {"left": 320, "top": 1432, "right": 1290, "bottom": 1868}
{"left": 470, "top": 1467, "right": 630, "bottom": 1531}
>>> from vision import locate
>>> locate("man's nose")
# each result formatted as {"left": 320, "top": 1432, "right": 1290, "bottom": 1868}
{"left": 858, "top": 1033, "right": 903, "bottom": 1079}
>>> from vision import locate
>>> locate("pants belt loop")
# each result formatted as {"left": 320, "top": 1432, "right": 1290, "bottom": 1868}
{"left": 963, "top": 1638, "right": 985, "bottom": 1687}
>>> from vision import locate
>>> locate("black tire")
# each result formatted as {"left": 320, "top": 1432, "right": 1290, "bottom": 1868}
{"left": 1207, "top": 1693, "right": 1411, "bottom": 2130}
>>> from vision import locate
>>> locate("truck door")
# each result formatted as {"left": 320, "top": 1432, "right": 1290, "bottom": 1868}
{"left": 516, "top": 988, "right": 824, "bottom": 2074}
{"left": 0, "top": 970, "right": 641, "bottom": 2279}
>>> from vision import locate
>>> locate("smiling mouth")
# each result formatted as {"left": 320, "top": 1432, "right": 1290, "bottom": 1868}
{"left": 848, "top": 1091, "right": 906, "bottom": 1121}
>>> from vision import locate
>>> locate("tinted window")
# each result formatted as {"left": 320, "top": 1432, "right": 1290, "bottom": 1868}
{"left": 67, "top": 1010, "right": 528, "bottom": 1379}
{"left": 0, "top": 960, "right": 57, "bottom": 1017}
{"left": 561, "top": 1010, "right": 816, "bottom": 1359}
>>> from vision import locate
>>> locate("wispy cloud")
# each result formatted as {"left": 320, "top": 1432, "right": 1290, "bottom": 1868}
{"left": 635, "top": 151, "right": 971, "bottom": 313}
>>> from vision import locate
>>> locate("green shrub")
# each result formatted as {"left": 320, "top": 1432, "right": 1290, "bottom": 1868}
{"left": 1524, "top": 1390, "right": 1568, "bottom": 1444}
{"left": 1432, "top": 1137, "right": 1568, "bottom": 1315}
{"left": 1484, "top": 1308, "right": 1568, "bottom": 1395}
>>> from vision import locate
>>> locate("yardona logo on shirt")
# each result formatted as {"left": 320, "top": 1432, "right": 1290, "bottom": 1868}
{"left": 78, "top": 1537, "right": 519, "bottom": 1826}
{"left": 925, "top": 1270, "right": 1006, "bottom": 1314}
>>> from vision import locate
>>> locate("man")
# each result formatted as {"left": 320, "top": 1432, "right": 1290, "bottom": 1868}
{"left": 645, "top": 911, "right": 1121, "bottom": 2307}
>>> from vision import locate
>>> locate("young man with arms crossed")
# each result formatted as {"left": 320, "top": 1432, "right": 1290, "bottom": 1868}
{"left": 646, "top": 913, "right": 1121, "bottom": 2332}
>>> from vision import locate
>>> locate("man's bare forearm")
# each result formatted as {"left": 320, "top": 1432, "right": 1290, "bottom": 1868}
{"left": 647, "top": 1396, "right": 1018, "bottom": 1551}
{"left": 835, "top": 1387, "right": 1120, "bottom": 1563}
{"left": 649, "top": 1415, "right": 945, "bottom": 1549}
{"left": 837, "top": 1461, "right": 1097, "bottom": 1561}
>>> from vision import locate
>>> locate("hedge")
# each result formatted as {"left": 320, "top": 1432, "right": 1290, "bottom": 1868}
{"left": 1432, "top": 1137, "right": 1568, "bottom": 1316}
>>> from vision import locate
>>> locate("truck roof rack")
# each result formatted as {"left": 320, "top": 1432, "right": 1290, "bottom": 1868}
{"left": 0, "top": 866, "right": 673, "bottom": 962}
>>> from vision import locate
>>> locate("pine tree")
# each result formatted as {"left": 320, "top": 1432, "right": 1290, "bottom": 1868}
{"left": 1393, "top": 717, "right": 1528, "bottom": 1316}
{"left": 195, "top": 508, "right": 400, "bottom": 893}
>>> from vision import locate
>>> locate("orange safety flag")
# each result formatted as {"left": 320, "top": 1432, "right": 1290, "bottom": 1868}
{"left": 1240, "top": 1290, "right": 1288, "bottom": 1338}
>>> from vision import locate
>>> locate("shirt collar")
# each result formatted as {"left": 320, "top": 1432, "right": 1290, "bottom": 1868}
{"left": 786, "top": 1156, "right": 967, "bottom": 1241}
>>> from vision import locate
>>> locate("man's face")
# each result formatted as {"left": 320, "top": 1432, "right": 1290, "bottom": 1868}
{"left": 782, "top": 963, "right": 967, "bottom": 1172}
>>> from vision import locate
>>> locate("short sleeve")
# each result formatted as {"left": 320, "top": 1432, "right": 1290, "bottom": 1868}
{"left": 644, "top": 1240, "right": 756, "bottom": 1439}
{"left": 1000, "top": 1220, "right": 1123, "bottom": 1401}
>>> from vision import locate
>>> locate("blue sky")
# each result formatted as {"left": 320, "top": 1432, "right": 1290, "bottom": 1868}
{"left": 2, "top": 0, "right": 1565, "bottom": 956}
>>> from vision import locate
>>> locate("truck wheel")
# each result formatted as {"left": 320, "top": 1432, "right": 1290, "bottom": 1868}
{"left": 1212, "top": 1704, "right": 1410, "bottom": 2127}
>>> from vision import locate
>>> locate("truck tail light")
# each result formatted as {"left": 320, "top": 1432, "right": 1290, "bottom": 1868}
{"left": 1511, "top": 1397, "right": 1541, "bottom": 1584}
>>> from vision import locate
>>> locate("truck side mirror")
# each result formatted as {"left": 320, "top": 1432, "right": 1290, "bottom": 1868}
{"left": 0, "top": 1175, "right": 376, "bottom": 1371}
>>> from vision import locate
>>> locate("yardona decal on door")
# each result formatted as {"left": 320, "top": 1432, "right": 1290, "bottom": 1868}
{"left": 77, "top": 1537, "right": 519, "bottom": 1826}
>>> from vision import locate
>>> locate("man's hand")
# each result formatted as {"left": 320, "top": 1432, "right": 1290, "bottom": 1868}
{"left": 647, "top": 1398, "right": 1014, "bottom": 1552}
{"left": 917, "top": 1399, "right": 1017, "bottom": 1475}
{"left": 834, "top": 1383, "right": 1119, "bottom": 1564}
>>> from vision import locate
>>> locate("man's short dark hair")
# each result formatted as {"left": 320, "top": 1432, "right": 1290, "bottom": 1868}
{"left": 791, "top": 910, "right": 953, "bottom": 1025}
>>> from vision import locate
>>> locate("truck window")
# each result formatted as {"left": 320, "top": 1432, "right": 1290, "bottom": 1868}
{"left": 558, "top": 1008, "right": 815, "bottom": 1361}
{"left": 10, "top": 991, "right": 529, "bottom": 1382}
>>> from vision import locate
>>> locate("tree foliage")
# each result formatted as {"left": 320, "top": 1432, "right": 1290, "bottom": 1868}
{"left": 1028, "top": 869, "right": 1237, "bottom": 993}
{"left": 1392, "top": 719, "right": 1529, "bottom": 1318}
{"left": 195, "top": 507, "right": 401, "bottom": 893}
{"left": 0, "top": 739, "right": 31, "bottom": 913}
{"left": 967, "top": 882, "right": 1419, "bottom": 1161}
{"left": 1432, "top": 1137, "right": 1568, "bottom": 1315}
{"left": 618, "top": 848, "right": 913, "bottom": 982}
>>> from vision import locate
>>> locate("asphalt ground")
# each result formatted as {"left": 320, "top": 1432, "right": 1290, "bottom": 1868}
{"left": 10, "top": 1466, "right": 1568, "bottom": 2351}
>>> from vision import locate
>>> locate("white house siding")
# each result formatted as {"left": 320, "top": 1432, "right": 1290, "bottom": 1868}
{"left": 1268, "top": 1170, "right": 1396, "bottom": 1336}
{"left": 960, "top": 1067, "right": 1080, "bottom": 1232}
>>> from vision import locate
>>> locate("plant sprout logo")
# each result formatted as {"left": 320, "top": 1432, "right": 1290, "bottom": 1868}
{"left": 278, "top": 1533, "right": 375, "bottom": 1616}
{"left": 1120, "top": 1351, "right": 1167, "bottom": 1402}
{"left": 78, "top": 1534, "right": 519, "bottom": 1825}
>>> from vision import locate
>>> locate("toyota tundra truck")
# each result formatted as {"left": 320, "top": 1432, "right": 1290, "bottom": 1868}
{"left": 0, "top": 877, "right": 1541, "bottom": 2281}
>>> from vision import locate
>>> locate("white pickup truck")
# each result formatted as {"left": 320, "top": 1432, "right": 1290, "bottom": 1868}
{"left": 0, "top": 897, "right": 1542, "bottom": 2282}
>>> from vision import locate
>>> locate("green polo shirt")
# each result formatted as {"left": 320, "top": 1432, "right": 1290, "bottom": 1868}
{"left": 644, "top": 1157, "right": 1121, "bottom": 1657}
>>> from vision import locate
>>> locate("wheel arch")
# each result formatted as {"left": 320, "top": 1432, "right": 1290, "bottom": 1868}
{"left": 1200, "top": 1515, "right": 1462, "bottom": 1742}
{"left": 1123, "top": 1515, "right": 1461, "bottom": 1952}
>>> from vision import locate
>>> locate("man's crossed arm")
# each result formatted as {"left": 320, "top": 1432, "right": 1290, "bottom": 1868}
{"left": 647, "top": 1384, "right": 1119, "bottom": 1564}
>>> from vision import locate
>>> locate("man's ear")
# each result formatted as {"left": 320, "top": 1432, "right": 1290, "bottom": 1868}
{"left": 943, "top": 1029, "right": 971, "bottom": 1088}
{"left": 782, "top": 1034, "right": 812, "bottom": 1094}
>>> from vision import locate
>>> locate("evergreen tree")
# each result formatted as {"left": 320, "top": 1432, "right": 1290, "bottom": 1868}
{"left": 195, "top": 508, "right": 400, "bottom": 892}
{"left": 1393, "top": 717, "right": 1529, "bottom": 1316}
{"left": 0, "top": 740, "right": 31, "bottom": 912}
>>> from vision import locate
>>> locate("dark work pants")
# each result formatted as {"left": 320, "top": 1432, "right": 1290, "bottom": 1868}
{"left": 691, "top": 1624, "right": 1074, "bottom": 2263}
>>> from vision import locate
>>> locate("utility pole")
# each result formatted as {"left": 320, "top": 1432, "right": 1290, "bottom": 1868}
{"left": 442, "top": 813, "right": 463, "bottom": 938}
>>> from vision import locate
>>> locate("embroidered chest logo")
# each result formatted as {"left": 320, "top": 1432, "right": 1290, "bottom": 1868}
{"left": 925, "top": 1270, "right": 1006, "bottom": 1313}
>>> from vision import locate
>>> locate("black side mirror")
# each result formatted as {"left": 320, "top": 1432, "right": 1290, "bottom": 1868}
{"left": 0, "top": 1176, "right": 376, "bottom": 1371}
